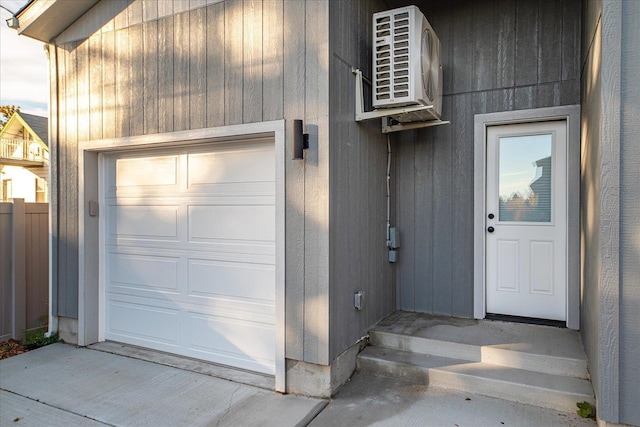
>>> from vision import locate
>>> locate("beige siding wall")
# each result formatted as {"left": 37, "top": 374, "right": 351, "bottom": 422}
{"left": 0, "top": 203, "right": 12, "bottom": 340}
{"left": 24, "top": 203, "right": 49, "bottom": 332}
{"left": 50, "top": 0, "right": 330, "bottom": 365}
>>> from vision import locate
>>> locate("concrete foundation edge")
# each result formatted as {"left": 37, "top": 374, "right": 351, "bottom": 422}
{"left": 286, "top": 340, "right": 366, "bottom": 398}
{"left": 57, "top": 317, "right": 78, "bottom": 344}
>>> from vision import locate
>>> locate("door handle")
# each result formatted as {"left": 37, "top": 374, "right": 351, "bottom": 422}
{"left": 487, "top": 226, "right": 495, "bottom": 233}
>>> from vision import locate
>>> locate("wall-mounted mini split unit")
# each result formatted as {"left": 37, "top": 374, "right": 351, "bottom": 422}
{"left": 372, "top": 5, "right": 442, "bottom": 123}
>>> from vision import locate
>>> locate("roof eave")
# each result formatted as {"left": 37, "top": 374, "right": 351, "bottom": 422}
{"left": 13, "top": 0, "right": 99, "bottom": 43}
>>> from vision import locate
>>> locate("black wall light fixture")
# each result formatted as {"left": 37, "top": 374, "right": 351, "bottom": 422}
{"left": 291, "top": 119, "right": 309, "bottom": 160}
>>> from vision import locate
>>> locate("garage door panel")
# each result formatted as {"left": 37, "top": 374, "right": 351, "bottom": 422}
{"left": 106, "top": 156, "right": 180, "bottom": 197}
{"left": 109, "top": 205, "right": 180, "bottom": 240}
{"left": 115, "top": 155, "right": 179, "bottom": 187}
{"left": 187, "top": 182, "right": 275, "bottom": 197}
{"left": 187, "top": 247, "right": 275, "bottom": 261}
{"left": 108, "top": 239, "right": 276, "bottom": 259}
{"left": 107, "top": 285, "right": 183, "bottom": 301}
{"left": 110, "top": 292, "right": 275, "bottom": 324}
{"left": 183, "top": 241, "right": 275, "bottom": 259}
{"left": 189, "top": 205, "right": 275, "bottom": 242}
{"left": 188, "top": 259, "right": 275, "bottom": 302}
{"left": 107, "top": 195, "right": 275, "bottom": 207}
{"left": 108, "top": 253, "right": 180, "bottom": 293}
{"left": 188, "top": 145, "right": 274, "bottom": 187}
{"left": 107, "top": 300, "right": 181, "bottom": 347}
{"left": 108, "top": 245, "right": 274, "bottom": 265}
{"left": 187, "top": 312, "right": 275, "bottom": 374}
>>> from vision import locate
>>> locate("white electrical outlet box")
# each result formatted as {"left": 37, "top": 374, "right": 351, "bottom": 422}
{"left": 354, "top": 291, "right": 364, "bottom": 310}
{"left": 89, "top": 200, "right": 99, "bottom": 217}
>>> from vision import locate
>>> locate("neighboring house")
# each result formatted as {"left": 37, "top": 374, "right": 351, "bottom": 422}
{"left": 0, "top": 111, "right": 49, "bottom": 202}
{"left": 11, "top": 0, "right": 638, "bottom": 426}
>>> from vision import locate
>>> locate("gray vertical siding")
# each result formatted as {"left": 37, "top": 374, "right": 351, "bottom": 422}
{"left": 580, "top": 0, "right": 603, "bottom": 418}
{"left": 302, "top": 0, "right": 330, "bottom": 364}
{"left": 56, "top": 41, "right": 80, "bottom": 318}
{"left": 51, "top": 0, "right": 330, "bottom": 365}
{"left": 395, "top": 0, "right": 581, "bottom": 317}
{"left": 620, "top": 3, "right": 640, "bottom": 424}
{"left": 328, "top": 0, "right": 395, "bottom": 361}
{"left": 580, "top": 0, "right": 640, "bottom": 425}
{"left": 283, "top": 0, "right": 306, "bottom": 362}
{"left": 581, "top": 0, "right": 619, "bottom": 424}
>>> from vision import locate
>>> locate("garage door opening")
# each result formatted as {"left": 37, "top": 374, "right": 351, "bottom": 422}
{"left": 78, "top": 121, "right": 286, "bottom": 391}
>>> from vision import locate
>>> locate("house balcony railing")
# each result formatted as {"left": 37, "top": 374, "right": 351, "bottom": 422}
{"left": 0, "top": 137, "right": 48, "bottom": 166}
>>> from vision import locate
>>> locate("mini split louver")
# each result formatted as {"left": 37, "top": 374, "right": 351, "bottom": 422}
{"left": 373, "top": 6, "right": 442, "bottom": 122}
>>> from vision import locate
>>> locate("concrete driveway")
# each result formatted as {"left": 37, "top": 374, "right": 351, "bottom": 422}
{"left": 1, "top": 343, "right": 596, "bottom": 426}
{"left": 308, "top": 372, "right": 597, "bottom": 427}
{"left": 0, "top": 343, "right": 325, "bottom": 426}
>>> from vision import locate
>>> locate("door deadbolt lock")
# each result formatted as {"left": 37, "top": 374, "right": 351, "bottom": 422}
{"left": 488, "top": 213, "right": 495, "bottom": 219}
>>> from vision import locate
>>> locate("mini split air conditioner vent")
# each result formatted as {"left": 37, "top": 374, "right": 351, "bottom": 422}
{"left": 373, "top": 6, "right": 442, "bottom": 122}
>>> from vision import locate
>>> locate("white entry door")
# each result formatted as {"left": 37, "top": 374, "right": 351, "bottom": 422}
{"left": 486, "top": 121, "right": 567, "bottom": 321}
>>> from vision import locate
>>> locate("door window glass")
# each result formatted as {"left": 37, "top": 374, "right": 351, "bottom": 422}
{"left": 498, "top": 134, "right": 552, "bottom": 222}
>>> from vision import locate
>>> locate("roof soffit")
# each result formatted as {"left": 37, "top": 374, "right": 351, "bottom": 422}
{"left": 15, "top": 0, "right": 99, "bottom": 43}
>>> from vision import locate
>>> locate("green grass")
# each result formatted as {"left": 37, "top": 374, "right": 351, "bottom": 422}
{"left": 576, "top": 401, "right": 594, "bottom": 418}
{"left": 22, "top": 327, "right": 61, "bottom": 350}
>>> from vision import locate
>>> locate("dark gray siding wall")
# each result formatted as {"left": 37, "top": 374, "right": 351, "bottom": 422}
{"left": 619, "top": 3, "right": 640, "bottom": 424}
{"left": 394, "top": 0, "right": 581, "bottom": 316}
{"left": 328, "top": 0, "right": 395, "bottom": 361}
{"left": 50, "top": 0, "right": 331, "bottom": 366}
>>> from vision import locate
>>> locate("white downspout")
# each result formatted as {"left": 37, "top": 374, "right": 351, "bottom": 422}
{"left": 46, "top": 41, "right": 58, "bottom": 337}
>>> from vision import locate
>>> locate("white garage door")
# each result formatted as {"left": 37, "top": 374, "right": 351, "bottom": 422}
{"left": 103, "top": 139, "right": 276, "bottom": 375}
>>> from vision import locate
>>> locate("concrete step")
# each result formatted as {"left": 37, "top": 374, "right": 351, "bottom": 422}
{"left": 429, "top": 362, "right": 595, "bottom": 413}
{"left": 357, "top": 345, "right": 471, "bottom": 384}
{"left": 357, "top": 346, "right": 595, "bottom": 413}
{"left": 369, "top": 319, "right": 589, "bottom": 379}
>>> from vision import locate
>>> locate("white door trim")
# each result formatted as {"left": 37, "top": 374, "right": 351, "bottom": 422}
{"left": 78, "top": 120, "right": 286, "bottom": 391}
{"left": 473, "top": 106, "right": 580, "bottom": 329}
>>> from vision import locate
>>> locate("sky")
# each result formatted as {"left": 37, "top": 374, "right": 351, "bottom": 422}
{"left": 499, "top": 134, "right": 552, "bottom": 198}
{"left": 0, "top": 0, "right": 49, "bottom": 117}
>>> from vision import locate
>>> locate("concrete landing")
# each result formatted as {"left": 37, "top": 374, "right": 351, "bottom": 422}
{"left": 0, "top": 343, "right": 326, "bottom": 427}
{"left": 361, "top": 311, "right": 595, "bottom": 413}
{"left": 374, "top": 311, "right": 588, "bottom": 367}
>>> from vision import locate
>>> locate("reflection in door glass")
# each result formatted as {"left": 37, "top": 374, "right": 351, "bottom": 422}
{"left": 499, "top": 134, "right": 552, "bottom": 222}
